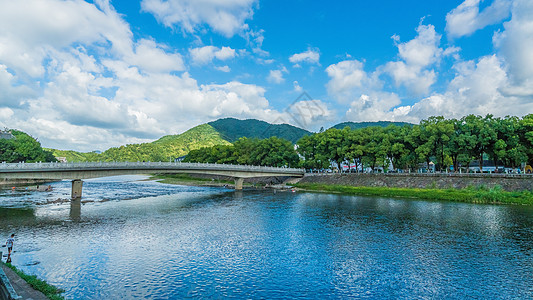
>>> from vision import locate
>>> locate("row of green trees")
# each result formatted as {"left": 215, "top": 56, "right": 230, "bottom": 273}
{"left": 0, "top": 130, "right": 56, "bottom": 163}
{"left": 187, "top": 115, "right": 533, "bottom": 172}
{"left": 299, "top": 115, "right": 533, "bottom": 172}
{"left": 184, "top": 136, "right": 300, "bottom": 167}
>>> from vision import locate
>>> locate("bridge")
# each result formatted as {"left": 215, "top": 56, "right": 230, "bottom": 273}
{"left": 0, "top": 162, "right": 305, "bottom": 198}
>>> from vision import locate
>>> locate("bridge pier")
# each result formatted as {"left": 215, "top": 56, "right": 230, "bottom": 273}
{"left": 71, "top": 179, "right": 83, "bottom": 199}
{"left": 234, "top": 178, "right": 244, "bottom": 190}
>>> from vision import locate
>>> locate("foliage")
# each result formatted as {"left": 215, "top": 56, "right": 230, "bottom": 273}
{"left": 331, "top": 121, "right": 413, "bottom": 130}
{"left": 208, "top": 117, "right": 311, "bottom": 144}
{"left": 0, "top": 130, "right": 56, "bottom": 162}
{"left": 50, "top": 124, "right": 231, "bottom": 162}
{"left": 185, "top": 136, "right": 299, "bottom": 167}
{"left": 297, "top": 115, "right": 533, "bottom": 172}
{"left": 4, "top": 262, "right": 65, "bottom": 300}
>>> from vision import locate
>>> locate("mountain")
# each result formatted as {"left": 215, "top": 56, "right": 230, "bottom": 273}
{"left": 209, "top": 118, "right": 311, "bottom": 144}
{"left": 330, "top": 121, "right": 413, "bottom": 130}
{"left": 51, "top": 124, "right": 230, "bottom": 162}
{"left": 49, "top": 118, "right": 310, "bottom": 162}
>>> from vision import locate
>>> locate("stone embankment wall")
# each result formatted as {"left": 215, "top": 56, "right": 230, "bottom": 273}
{"left": 299, "top": 173, "right": 533, "bottom": 192}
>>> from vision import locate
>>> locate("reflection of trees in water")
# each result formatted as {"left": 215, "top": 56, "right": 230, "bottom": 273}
{"left": 0, "top": 207, "right": 36, "bottom": 223}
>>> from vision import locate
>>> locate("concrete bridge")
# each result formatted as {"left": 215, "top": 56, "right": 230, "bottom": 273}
{"left": 0, "top": 162, "right": 305, "bottom": 198}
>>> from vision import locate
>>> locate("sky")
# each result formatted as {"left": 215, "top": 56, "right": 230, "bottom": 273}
{"left": 0, "top": 0, "right": 532, "bottom": 152}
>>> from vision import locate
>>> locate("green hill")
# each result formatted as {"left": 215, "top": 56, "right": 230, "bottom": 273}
{"left": 209, "top": 118, "right": 311, "bottom": 144}
{"left": 51, "top": 124, "right": 230, "bottom": 162}
{"left": 0, "top": 130, "right": 56, "bottom": 162}
{"left": 50, "top": 118, "right": 312, "bottom": 162}
{"left": 331, "top": 121, "right": 413, "bottom": 130}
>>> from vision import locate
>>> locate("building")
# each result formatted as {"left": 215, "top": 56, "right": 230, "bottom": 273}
{"left": 0, "top": 129, "right": 15, "bottom": 140}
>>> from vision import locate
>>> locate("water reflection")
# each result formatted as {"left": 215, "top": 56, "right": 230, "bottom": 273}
{"left": 1, "top": 180, "right": 533, "bottom": 299}
{"left": 69, "top": 199, "right": 81, "bottom": 221}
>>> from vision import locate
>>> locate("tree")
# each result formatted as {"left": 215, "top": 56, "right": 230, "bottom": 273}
{"left": 460, "top": 115, "right": 497, "bottom": 172}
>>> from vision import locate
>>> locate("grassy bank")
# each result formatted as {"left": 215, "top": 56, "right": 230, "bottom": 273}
{"left": 294, "top": 183, "right": 533, "bottom": 205}
{"left": 151, "top": 174, "right": 235, "bottom": 186}
{"left": 3, "top": 262, "right": 64, "bottom": 300}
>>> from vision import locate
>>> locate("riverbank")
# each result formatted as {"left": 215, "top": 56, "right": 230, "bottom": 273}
{"left": 152, "top": 173, "right": 533, "bottom": 205}
{"left": 299, "top": 173, "right": 533, "bottom": 192}
{"left": 150, "top": 173, "right": 288, "bottom": 189}
{"left": 0, "top": 262, "right": 64, "bottom": 300}
{"left": 150, "top": 174, "right": 238, "bottom": 188}
{"left": 294, "top": 183, "right": 533, "bottom": 205}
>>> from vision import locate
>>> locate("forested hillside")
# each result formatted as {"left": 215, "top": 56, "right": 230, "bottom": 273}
{"left": 51, "top": 124, "right": 230, "bottom": 162}
{"left": 0, "top": 130, "right": 56, "bottom": 162}
{"left": 208, "top": 118, "right": 311, "bottom": 143}
{"left": 331, "top": 121, "right": 413, "bottom": 130}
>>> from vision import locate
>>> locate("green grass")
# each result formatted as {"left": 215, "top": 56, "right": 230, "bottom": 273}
{"left": 151, "top": 174, "right": 234, "bottom": 185}
{"left": 4, "top": 262, "right": 65, "bottom": 300}
{"left": 294, "top": 183, "right": 533, "bottom": 205}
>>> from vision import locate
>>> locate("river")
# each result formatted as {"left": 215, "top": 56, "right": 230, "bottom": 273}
{"left": 1, "top": 175, "right": 532, "bottom": 299}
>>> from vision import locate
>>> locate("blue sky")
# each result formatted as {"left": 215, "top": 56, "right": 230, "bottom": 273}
{"left": 0, "top": 0, "right": 532, "bottom": 151}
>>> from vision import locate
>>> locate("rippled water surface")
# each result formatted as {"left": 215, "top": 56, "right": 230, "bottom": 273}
{"left": 1, "top": 176, "right": 533, "bottom": 299}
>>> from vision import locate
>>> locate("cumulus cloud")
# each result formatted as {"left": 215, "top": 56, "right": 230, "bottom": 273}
{"left": 0, "top": 0, "right": 132, "bottom": 77}
{"left": 189, "top": 46, "right": 236, "bottom": 65}
{"left": 384, "top": 23, "right": 443, "bottom": 96}
{"left": 285, "top": 99, "right": 335, "bottom": 130}
{"left": 293, "top": 81, "right": 303, "bottom": 92}
{"left": 326, "top": 60, "right": 367, "bottom": 101}
{"left": 140, "top": 0, "right": 257, "bottom": 37}
{"left": 393, "top": 54, "right": 533, "bottom": 122}
{"left": 0, "top": 65, "right": 37, "bottom": 107}
{"left": 289, "top": 48, "right": 320, "bottom": 65}
{"left": 0, "top": 0, "right": 288, "bottom": 152}
{"left": 215, "top": 65, "right": 231, "bottom": 72}
{"left": 345, "top": 92, "right": 402, "bottom": 122}
{"left": 126, "top": 39, "right": 185, "bottom": 73}
{"left": 493, "top": 0, "right": 533, "bottom": 86}
{"left": 267, "top": 66, "right": 288, "bottom": 84}
{"left": 446, "top": 0, "right": 512, "bottom": 38}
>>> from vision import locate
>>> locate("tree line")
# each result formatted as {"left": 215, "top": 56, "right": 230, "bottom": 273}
{"left": 0, "top": 130, "right": 56, "bottom": 163}
{"left": 186, "top": 114, "right": 533, "bottom": 173}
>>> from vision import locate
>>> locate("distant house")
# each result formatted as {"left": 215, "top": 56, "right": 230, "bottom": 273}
{"left": 0, "top": 129, "right": 15, "bottom": 140}
{"left": 57, "top": 157, "right": 68, "bottom": 163}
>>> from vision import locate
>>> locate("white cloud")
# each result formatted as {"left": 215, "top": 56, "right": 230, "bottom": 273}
{"left": 446, "top": 0, "right": 512, "bottom": 38}
{"left": 384, "top": 23, "right": 443, "bottom": 95}
{"left": 293, "top": 81, "right": 303, "bottom": 92}
{"left": 189, "top": 46, "right": 236, "bottom": 65}
{"left": 286, "top": 100, "right": 335, "bottom": 130}
{"left": 494, "top": 0, "right": 533, "bottom": 86}
{"left": 0, "top": 0, "right": 132, "bottom": 77}
{"left": 0, "top": 64, "right": 37, "bottom": 107}
{"left": 345, "top": 92, "right": 402, "bottom": 122}
{"left": 267, "top": 66, "right": 288, "bottom": 84}
{"left": 0, "top": 0, "right": 291, "bottom": 152}
{"left": 215, "top": 65, "right": 231, "bottom": 72}
{"left": 326, "top": 60, "right": 367, "bottom": 101}
{"left": 141, "top": 0, "right": 257, "bottom": 37}
{"left": 395, "top": 55, "right": 533, "bottom": 121}
{"left": 126, "top": 39, "right": 185, "bottom": 73}
{"left": 289, "top": 48, "right": 320, "bottom": 65}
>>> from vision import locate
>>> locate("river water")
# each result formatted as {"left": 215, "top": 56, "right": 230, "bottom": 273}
{"left": 1, "top": 175, "right": 532, "bottom": 299}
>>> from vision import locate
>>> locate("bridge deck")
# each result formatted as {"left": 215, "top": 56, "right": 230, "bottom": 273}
{"left": 0, "top": 162, "right": 305, "bottom": 180}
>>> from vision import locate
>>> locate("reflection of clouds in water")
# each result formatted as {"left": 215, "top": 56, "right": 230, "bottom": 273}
{"left": 0, "top": 175, "right": 215, "bottom": 208}
{"left": 2, "top": 189, "right": 533, "bottom": 298}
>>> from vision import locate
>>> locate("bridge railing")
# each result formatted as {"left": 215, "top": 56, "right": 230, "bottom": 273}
{"left": 0, "top": 161, "right": 305, "bottom": 173}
